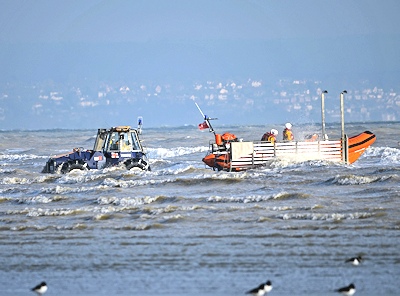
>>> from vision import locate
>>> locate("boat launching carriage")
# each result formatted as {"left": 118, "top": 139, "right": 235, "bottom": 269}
{"left": 197, "top": 91, "right": 376, "bottom": 172}
{"left": 42, "top": 118, "right": 150, "bottom": 173}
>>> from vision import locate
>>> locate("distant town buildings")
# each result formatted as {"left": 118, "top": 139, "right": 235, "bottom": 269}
{"left": 0, "top": 78, "right": 399, "bottom": 129}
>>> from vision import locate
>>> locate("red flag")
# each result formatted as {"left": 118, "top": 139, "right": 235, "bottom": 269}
{"left": 198, "top": 121, "right": 209, "bottom": 130}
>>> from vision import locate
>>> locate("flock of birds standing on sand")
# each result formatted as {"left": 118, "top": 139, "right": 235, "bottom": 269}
{"left": 30, "top": 256, "right": 363, "bottom": 295}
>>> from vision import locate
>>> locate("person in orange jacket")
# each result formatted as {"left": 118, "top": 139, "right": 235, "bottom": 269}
{"left": 282, "top": 122, "right": 294, "bottom": 141}
{"left": 261, "top": 129, "right": 278, "bottom": 143}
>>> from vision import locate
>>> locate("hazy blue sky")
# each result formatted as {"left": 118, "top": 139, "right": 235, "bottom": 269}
{"left": 2, "top": 0, "right": 398, "bottom": 42}
{"left": 1, "top": 0, "right": 399, "bottom": 83}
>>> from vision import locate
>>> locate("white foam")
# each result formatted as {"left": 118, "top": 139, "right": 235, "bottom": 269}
{"left": 0, "top": 153, "right": 47, "bottom": 161}
{"left": 97, "top": 195, "right": 161, "bottom": 206}
{"left": 207, "top": 194, "right": 275, "bottom": 203}
{"left": 363, "top": 146, "right": 400, "bottom": 163}
{"left": 0, "top": 177, "right": 31, "bottom": 185}
{"left": 16, "top": 195, "right": 54, "bottom": 204}
{"left": 332, "top": 174, "right": 381, "bottom": 185}
{"left": 380, "top": 147, "right": 400, "bottom": 163}
{"left": 0, "top": 175, "right": 57, "bottom": 185}
{"left": 156, "top": 164, "right": 196, "bottom": 175}
{"left": 40, "top": 185, "right": 95, "bottom": 194}
{"left": 101, "top": 177, "right": 172, "bottom": 188}
{"left": 147, "top": 146, "right": 209, "bottom": 159}
{"left": 279, "top": 212, "right": 374, "bottom": 221}
{"left": 26, "top": 208, "right": 81, "bottom": 217}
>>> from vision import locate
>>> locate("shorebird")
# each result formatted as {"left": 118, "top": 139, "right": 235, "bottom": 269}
{"left": 263, "top": 280, "right": 272, "bottom": 294}
{"left": 246, "top": 280, "right": 272, "bottom": 295}
{"left": 31, "top": 282, "right": 47, "bottom": 296}
{"left": 345, "top": 256, "right": 363, "bottom": 266}
{"left": 336, "top": 283, "right": 356, "bottom": 296}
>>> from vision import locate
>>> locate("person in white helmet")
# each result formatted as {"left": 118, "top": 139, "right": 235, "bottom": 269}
{"left": 261, "top": 129, "right": 278, "bottom": 143}
{"left": 283, "top": 122, "right": 294, "bottom": 141}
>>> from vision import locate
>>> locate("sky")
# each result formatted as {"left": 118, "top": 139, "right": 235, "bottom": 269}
{"left": 1, "top": 0, "right": 399, "bottom": 81}
{"left": 0, "top": 0, "right": 400, "bottom": 128}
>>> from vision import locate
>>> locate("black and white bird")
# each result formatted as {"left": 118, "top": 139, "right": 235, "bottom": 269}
{"left": 31, "top": 282, "right": 47, "bottom": 296}
{"left": 336, "top": 283, "right": 356, "bottom": 296}
{"left": 246, "top": 280, "right": 273, "bottom": 295}
{"left": 345, "top": 256, "right": 363, "bottom": 266}
{"left": 263, "top": 280, "right": 272, "bottom": 294}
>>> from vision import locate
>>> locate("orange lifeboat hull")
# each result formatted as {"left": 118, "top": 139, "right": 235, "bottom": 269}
{"left": 347, "top": 131, "right": 376, "bottom": 164}
{"left": 202, "top": 153, "right": 231, "bottom": 171}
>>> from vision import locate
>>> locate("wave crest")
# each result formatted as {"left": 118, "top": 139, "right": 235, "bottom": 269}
{"left": 279, "top": 212, "right": 375, "bottom": 220}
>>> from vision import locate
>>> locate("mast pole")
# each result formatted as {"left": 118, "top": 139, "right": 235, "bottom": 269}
{"left": 340, "top": 90, "right": 348, "bottom": 164}
{"left": 195, "top": 102, "right": 215, "bottom": 134}
{"left": 321, "top": 90, "right": 328, "bottom": 140}
{"left": 340, "top": 90, "right": 347, "bottom": 139}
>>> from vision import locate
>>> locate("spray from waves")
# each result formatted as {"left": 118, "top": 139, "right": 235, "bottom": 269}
{"left": 268, "top": 158, "right": 343, "bottom": 169}
{"left": 363, "top": 146, "right": 400, "bottom": 163}
{"left": 380, "top": 147, "right": 400, "bottom": 163}
{"left": 147, "top": 146, "right": 209, "bottom": 159}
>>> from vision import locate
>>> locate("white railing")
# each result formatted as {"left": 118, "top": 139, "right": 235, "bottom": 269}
{"left": 229, "top": 140, "right": 343, "bottom": 170}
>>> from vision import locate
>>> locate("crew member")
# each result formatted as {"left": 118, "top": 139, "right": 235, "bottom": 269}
{"left": 283, "top": 122, "right": 294, "bottom": 141}
{"left": 261, "top": 129, "right": 278, "bottom": 143}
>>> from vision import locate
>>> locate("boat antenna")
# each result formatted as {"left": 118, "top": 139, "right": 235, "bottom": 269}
{"left": 137, "top": 116, "right": 143, "bottom": 134}
{"left": 195, "top": 102, "right": 217, "bottom": 135}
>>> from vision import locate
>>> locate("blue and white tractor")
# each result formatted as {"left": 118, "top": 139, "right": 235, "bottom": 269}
{"left": 42, "top": 122, "right": 150, "bottom": 173}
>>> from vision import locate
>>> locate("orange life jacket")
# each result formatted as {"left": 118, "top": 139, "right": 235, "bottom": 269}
{"left": 261, "top": 132, "right": 276, "bottom": 143}
{"left": 283, "top": 128, "right": 294, "bottom": 141}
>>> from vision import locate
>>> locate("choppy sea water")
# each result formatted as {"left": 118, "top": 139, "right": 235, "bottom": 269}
{"left": 0, "top": 122, "right": 399, "bottom": 296}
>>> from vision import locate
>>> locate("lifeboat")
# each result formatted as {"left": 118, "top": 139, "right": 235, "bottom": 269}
{"left": 202, "top": 130, "right": 376, "bottom": 171}
{"left": 196, "top": 91, "right": 376, "bottom": 171}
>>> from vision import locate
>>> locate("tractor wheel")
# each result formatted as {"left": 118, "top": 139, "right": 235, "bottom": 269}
{"left": 60, "top": 162, "right": 71, "bottom": 174}
{"left": 68, "top": 163, "right": 87, "bottom": 172}
{"left": 125, "top": 159, "right": 148, "bottom": 171}
{"left": 59, "top": 162, "right": 87, "bottom": 174}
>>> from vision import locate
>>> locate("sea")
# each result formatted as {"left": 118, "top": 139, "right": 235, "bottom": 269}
{"left": 0, "top": 122, "right": 399, "bottom": 296}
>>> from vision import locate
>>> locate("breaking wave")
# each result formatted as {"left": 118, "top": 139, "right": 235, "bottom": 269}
{"left": 329, "top": 174, "right": 392, "bottom": 185}
{"left": 147, "top": 146, "right": 209, "bottom": 159}
{"left": 278, "top": 212, "right": 375, "bottom": 220}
